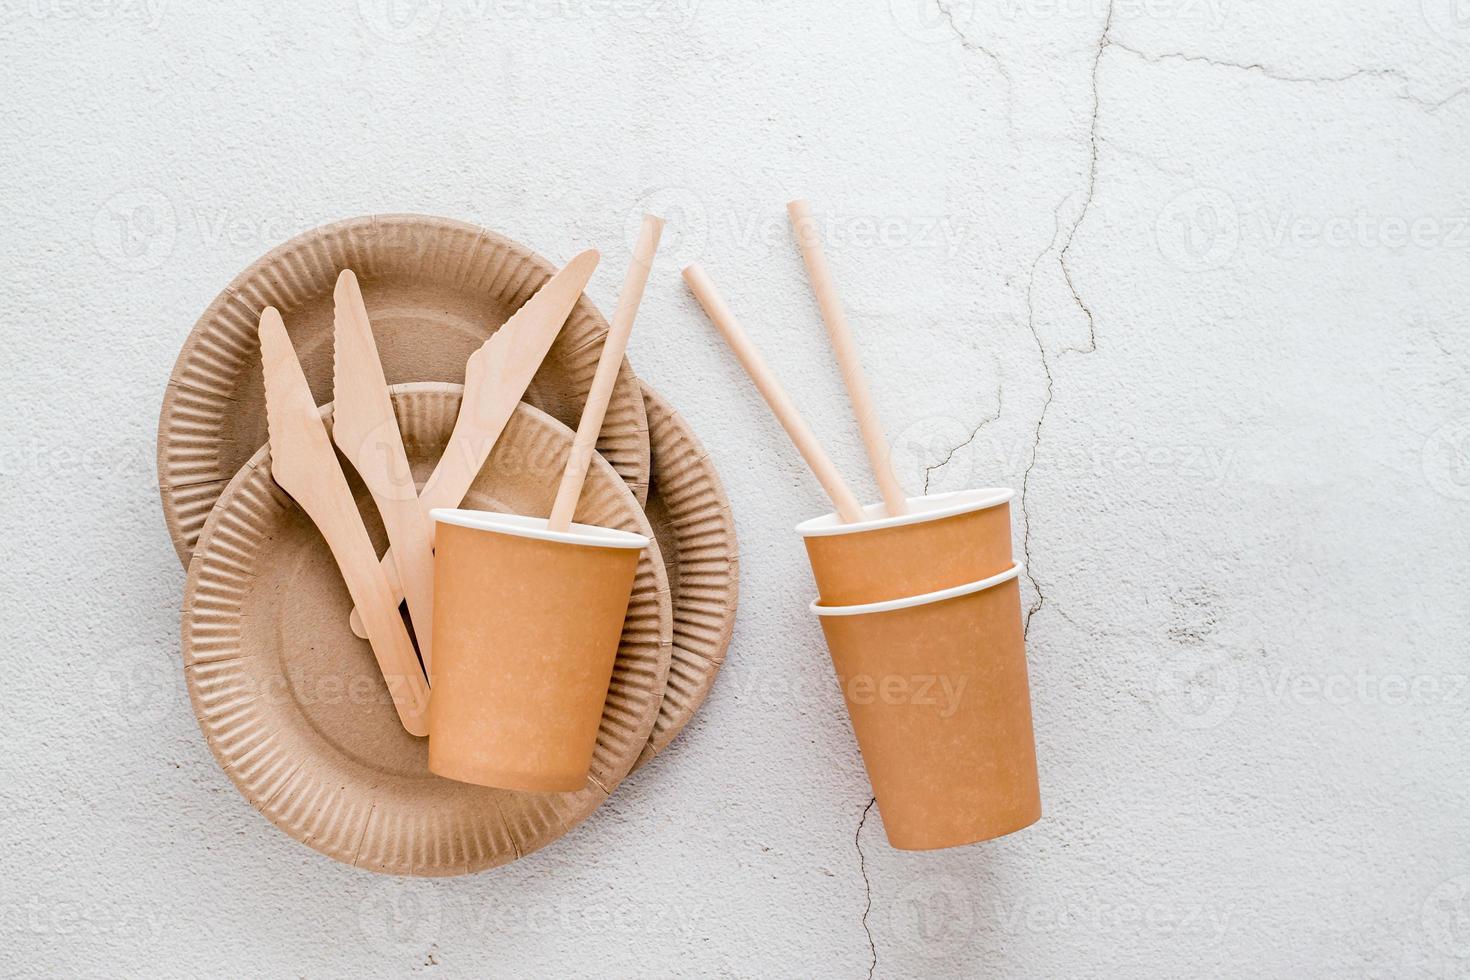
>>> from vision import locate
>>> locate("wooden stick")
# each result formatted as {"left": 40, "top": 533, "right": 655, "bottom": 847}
{"left": 682, "top": 263, "right": 864, "bottom": 524}
{"left": 548, "top": 214, "right": 664, "bottom": 531}
{"left": 787, "top": 199, "right": 907, "bottom": 516}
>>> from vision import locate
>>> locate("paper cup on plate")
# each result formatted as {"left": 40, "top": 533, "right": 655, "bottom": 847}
{"left": 427, "top": 508, "right": 647, "bottom": 793}
{"left": 796, "top": 488, "right": 1014, "bottom": 606}
{"left": 813, "top": 564, "right": 1040, "bottom": 850}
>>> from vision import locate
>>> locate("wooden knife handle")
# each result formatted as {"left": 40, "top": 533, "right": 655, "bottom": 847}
{"left": 309, "top": 494, "right": 431, "bottom": 738}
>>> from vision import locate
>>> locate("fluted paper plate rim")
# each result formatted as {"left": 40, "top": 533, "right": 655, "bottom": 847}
{"left": 181, "top": 383, "right": 670, "bottom": 876}
{"left": 633, "top": 383, "right": 739, "bottom": 770}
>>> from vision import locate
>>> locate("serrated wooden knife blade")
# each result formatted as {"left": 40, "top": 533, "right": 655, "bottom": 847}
{"left": 258, "top": 305, "right": 430, "bottom": 736}
{"left": 330, "top": 270, "right": 438, "bottom": 675}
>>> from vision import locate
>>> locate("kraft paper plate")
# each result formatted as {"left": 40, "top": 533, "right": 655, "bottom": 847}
{"left": 181, "top": 384, "right": 671, "bottom": 876}
{"left": 159, "top": 214, "right": 651, "bottom": 567}
{"left": 633, "top": 384, "right": 739, "bottom": 770}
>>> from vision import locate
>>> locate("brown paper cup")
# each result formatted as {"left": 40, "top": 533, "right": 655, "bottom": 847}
{"left": 428, "top": 508, "right": 648, "bottom": 793}
{"left": 797, "top": 488, "right": 1015, "bottom": 607}
{"left": 813, "top": 564, "right": 1040, "bottom": 851}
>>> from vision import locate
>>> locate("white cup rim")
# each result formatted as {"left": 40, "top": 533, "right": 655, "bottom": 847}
{"left": 810, "top": 564, "right": 1023, "bottom": 617}
{"left": 431, "top": 508, "right": 649, "bottom": 550}
{"left": 794, "top": 487, "right": 1014, "bottom": 538}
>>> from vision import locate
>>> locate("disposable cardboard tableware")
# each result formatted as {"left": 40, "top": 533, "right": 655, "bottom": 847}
{"left": 812, "top": 564, "right": 1040, "bottom": 851}
{"left": 346, "top": 248, "right": 601, "bottom": 641}
{"left": 632, "top": 383, "right": 740, "bottom": 770}
{"left": 181, "top": 384, "right": 672, "bottom": 875}
{"left": 428, "top": 508, "right": 649, "bottom": 792}
{"left": 788, "top": 199, "right": 906, "bottom": 516}
{"left": 257, "top": 307, "right": 430, "bottom": 736}
{"left": 549, "top": 214, "right": 663, "bottom": 531}
{"left": 331, "top": 269, "right": 438, "bottom": 672}
{"left": 797, "top": 487, "right": 1016, "bottom": 607}
{"left": 683, "top": 263, "right": 865, "bottom": 522}
{"left": 158, "top": 214, "right": 650, "bottom": 567}
{"left": 428, "top": 217, "right": 663, "bottom": 792}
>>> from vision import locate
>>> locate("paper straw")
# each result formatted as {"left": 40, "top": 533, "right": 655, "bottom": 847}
{"left": 548, "top": 214, "right": 664, "bottom": 531}
{"left": 788, "top": 199, "right": 907, "bottom": 516}
{"left": 683, "top": 263, "right": 864, "bottom": 524}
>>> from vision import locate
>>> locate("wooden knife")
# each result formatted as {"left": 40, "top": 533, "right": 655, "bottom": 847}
{"left": 259, "top": 306, "right": 430, "bottom": 737}
{"left": 348, "top": 249, "right": 600, "bottom": 639}
{"left": 330, "top": 269, "right": 438, "bottom": 675}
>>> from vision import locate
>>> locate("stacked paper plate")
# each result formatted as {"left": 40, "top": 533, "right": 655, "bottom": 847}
{"left": 157, "top": 215, "right": 738, "bottom": 876}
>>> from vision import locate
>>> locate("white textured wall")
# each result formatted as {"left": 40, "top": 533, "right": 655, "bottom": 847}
{"left": 3, "top": 1, "right": 1468, "bottom": 976}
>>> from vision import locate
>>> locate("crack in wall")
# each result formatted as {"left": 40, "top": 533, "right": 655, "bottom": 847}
{"left": 934, "top": 0, "right": 1009, "bottom": 82}
{"left": 1109, "top": 40, "right": 1469, "bottom": 113}
{"left": 922, "top": 384, "right": 1004, "bottom": 494}
{"left": 1020, "top": 1, "right": 1114, "bottom": 637}
{"left": 1056, "top": 0, "right": 1113, "bottom": 357}
{"left": 1021, "top": 206, "right": 1065, "bottom": 637}
{"left": 840, "top": 24, "right": 1460, "bottom": 968}
{"left": 934, "top": 0, "right": 1016, "bottom": 136}
{"left": 1021, "top": 28, "right": 1460, "bottom": 642}
{"left": 855, "top": 797, "right": 877, "bottom": 980}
